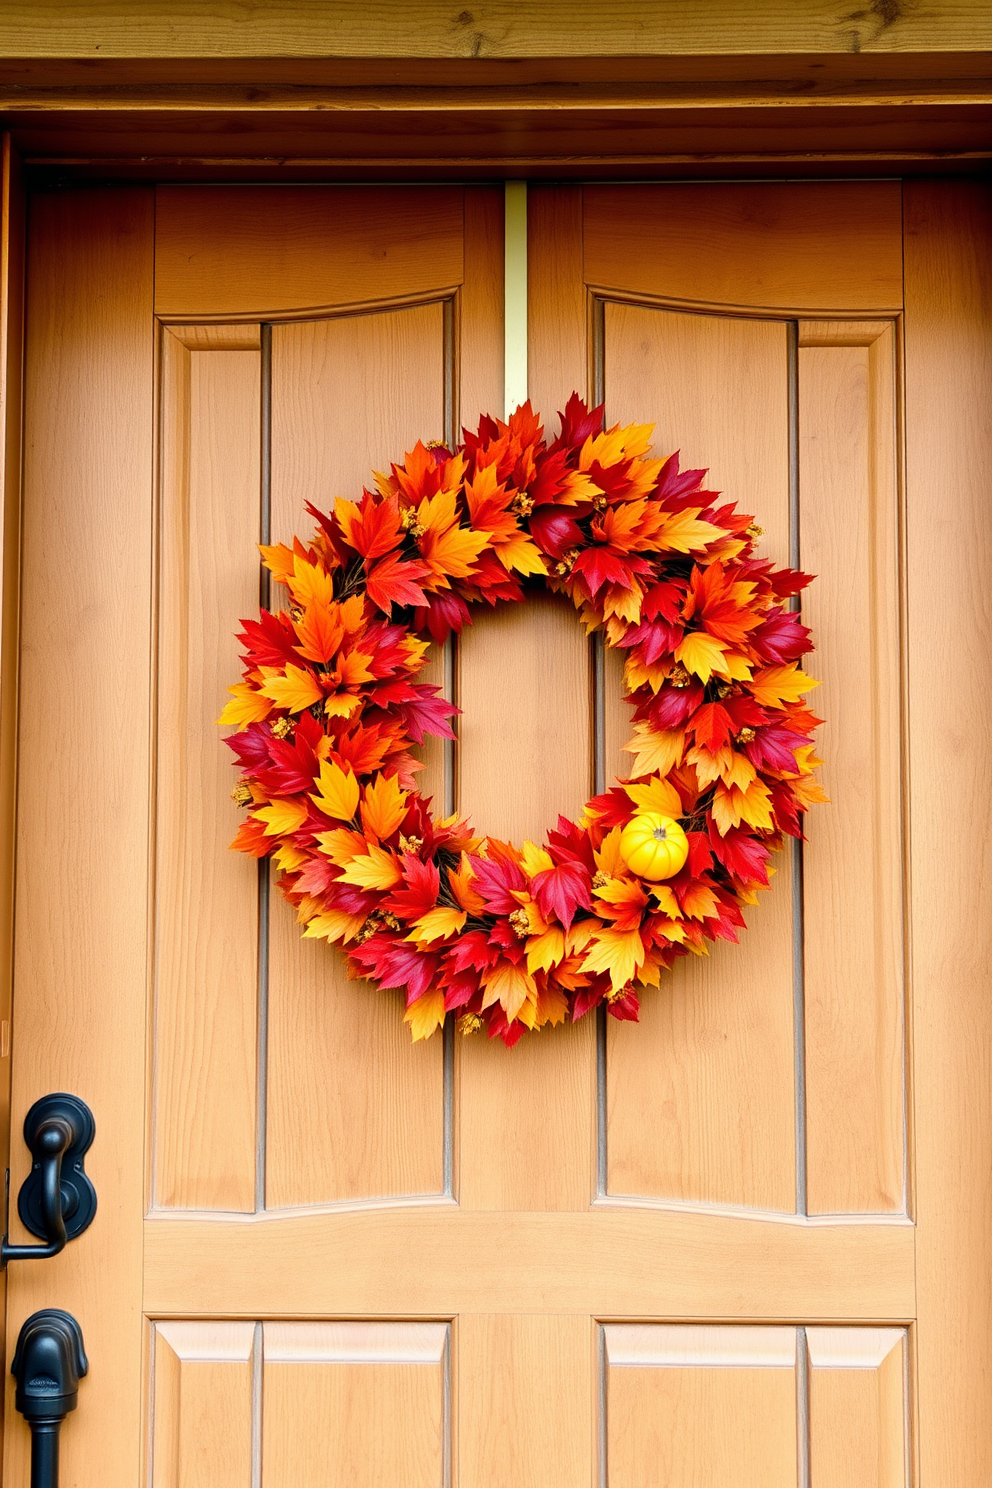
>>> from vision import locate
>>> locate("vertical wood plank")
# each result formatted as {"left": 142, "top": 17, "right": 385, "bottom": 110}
{"left": 266, "top": 308, "right": 446, "bottom": 1208}
{"left": 604, "top": 1325, "right": 798, "bottom": 1488}
{"left": 528, "top": 186, "right": 587, "bottom": 419}
{"left": 904, "top": 179, "right": 992, "bottom": 1486}
{"left": 0, "top": 134, "right": 25, "bottom": 1460}
{"left": 798, "top": 323, "right": 905, "bottom": 1215}
{"left": 262, "top": 1322, "right": 446, "bottom": 1488}
{"left": 457, "top": 592, "right": 597, "bottom": 1211}
{"left": 155, "top": 327, "right": 261, "bottom": 1211}
{"left": 152, "top": 1322, "right": 256, "bottom": 1488}
{"left": 460, "top": 185, "right": 504, "bottom": 433}
{"left": 603, "top": 304, "right": 796, "bottom": 1211}
{"left": 458, "top": 1314, "right": 592, "bottom": 1488}
{"left": 3, "top": 187, "right": 154, "bottom": 1488}
{"left": 807, "top": 1328, "right": 907, "bottom": 1488}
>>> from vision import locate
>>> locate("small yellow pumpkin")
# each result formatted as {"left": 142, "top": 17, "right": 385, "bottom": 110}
{"left": 619, "top": 812, "right": 689, "bottom": 881}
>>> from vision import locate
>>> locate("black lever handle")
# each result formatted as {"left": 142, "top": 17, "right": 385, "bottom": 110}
{"left": 11, "top": 1309, "right": 87, "bottom": 1488}
{"left": 2, "top": 1095, "right": 96, "bottom": 1268}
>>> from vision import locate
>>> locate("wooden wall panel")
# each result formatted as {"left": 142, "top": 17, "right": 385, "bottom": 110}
{"left": 527, "top": 186, "right": 587, "bottom": 418}
{"left": 905, "top": 180, "right": 992, "bottom": 1486}
{"left": 460, "top": 186, "right": 504, "bottom": 434}
{"left": 266, "top": 307, "right": 446, "bottom": 1208}
{"left": 603, "top": 304, "right": 796, "bottom": 1211}
{"left": 456, "top": 591, "right": 597, "bottom": 1211}
{"left": 152, "top": 1322, "right": 256, "bottom": 1488}
{"left": 584, "top": 184, "right": 903, "bottom": 313}
{"left": 807, "top": 1327, "right": 907, "bottom": 1487}
{"left": 154, "top": 326, "right": 261, "bottom": 1211}
{"left": 262, "top": 1322, "right": 447, "bottom": 1488}
{"left": 799, "top": 322, "right": 905, "bottom": 1215}
{"left": 154, "top": 186, "right": 464, "bottom": 319}
{"left": 604, "top": 1325, "right": 798, "bottom": 1487}
{"left": 4, "top": 187, "right": 154, "bottom": 1488}
{"left": 458, "top": 1315, "right": 592, "bottom": 1488}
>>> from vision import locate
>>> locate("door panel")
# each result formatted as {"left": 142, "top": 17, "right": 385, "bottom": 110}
{"left": 5, "top": 179, "right": 991, "bottom": 1487}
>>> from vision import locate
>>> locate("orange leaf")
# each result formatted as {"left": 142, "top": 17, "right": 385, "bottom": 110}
{"left": 360, "top": 772, "right": 408, "bottom": 841}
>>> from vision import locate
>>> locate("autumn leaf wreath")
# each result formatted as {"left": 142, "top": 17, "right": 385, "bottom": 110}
{"left": 221, "top": 395, "right": 825, "bottom": 1046}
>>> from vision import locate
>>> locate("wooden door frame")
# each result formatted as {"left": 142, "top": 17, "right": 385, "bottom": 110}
{"left": 0, "top": 57, "right": 990, "bottom": 1478}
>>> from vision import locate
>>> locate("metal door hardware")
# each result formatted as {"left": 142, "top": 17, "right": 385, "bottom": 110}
{"left": 2, "top": 1094, "right": 96, "bottom": 1267}
{"left": 11, "top": 1310, "right": 88, "bottom": 1488}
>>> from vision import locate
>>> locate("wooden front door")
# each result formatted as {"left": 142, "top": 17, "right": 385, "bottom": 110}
{"left": 3, "top": 179, "right": 990, "bottom": 1485}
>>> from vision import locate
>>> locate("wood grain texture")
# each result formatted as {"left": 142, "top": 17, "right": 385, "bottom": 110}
{"left": 3, "top": 187, "right": 154, "bottom": 1488}
{"left": 262, "top": 1321, "right": 446, "bottom": 1488}
{"left": 266, "top": 307, "right": 446, "bottom": 1209}
{"left": 602, "top": 304, "right": 795, "bottom": 1212}
{"left": 605, "top": 1324, "right": 798, "bottom": 1488}
{"left": 152, "top": 1322, "right": 256, "bottom": 1488}
{"left": 799, "top": 323, "right": 905, "bottom": 1216}
{"left": 142, "top": 1208, "right": 915, "bottom": 1318}
{"left": 807, "top": 1328, "right": 907, "bottom": 1486}
{"left": 585, "top": 183, "right": 904, "bottom": 312}
{"left": 154, "top": 327, "right": 260, "bottom": 1211}
{"left": 154, "top": 185, "right": 463, "bottom": 319}
{"left": 460, "top": 185, "right": 504, "bottom": 431}
{"left": 456, "top": 590, "right": 597, "bottom": 1211}
{"left": 0, "top": 134, "right": 25, "bottom": 1450}
{"left": 458, "top": 1314, "right": 592, "bottom": 1488}
{"left": 5, "top": 2, "right": 990, "bottom": 58}
{"left": 904, "top": 180, "right": 992, "bottom": 1485}
{"left": 527, "top": 186, "right": 586, "bottom": 418}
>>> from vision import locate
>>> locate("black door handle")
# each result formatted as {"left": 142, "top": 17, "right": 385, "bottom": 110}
{"left": 2, "top": 1095, "right": 97, "bottom": 1268}
{"left": 11, "top": 1310, "right": 87, "bottom": 1488}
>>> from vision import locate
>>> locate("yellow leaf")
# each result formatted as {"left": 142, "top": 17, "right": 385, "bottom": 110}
{"left": 712, "top": 777, "right": 775, "bottom": 835}
{"left": 287, "top": 555, "right": 335, "bottom": 609}
{"left": 404, "top": 988, "right": 446, "bottom": 1042}
{"left": 534, "top": 981, "right": 569, "bottom": 1028}
{"left": 323, "top": 692, "right": 362, "bottom": 718}
{"left": 338, "top": 843, "right": 404, "bottom": 891}
{"left": 624, "top": 775, "right": 681, "bottom": 817}
{"left": 602, "top": 579, "right": 644, "bottom": 626}
{"left": 302, "top": 907, "right": 366, "bottom": 944}
{"left": 406, "top": 906, "right": 468, "bottom": 946}
{"left": 310, "top": 759, "right": 360, "bottom": 822}
{"left": 273, "top": 841, "right": 308, "bottom": 874}
{"left": 480, "top": 961, "right": 537, "bottom": 1021}
{"left": 750, "top": 664, "right": 819, "bottom": 709}
{"left": 658, "top": 508, "right": 725, "bottom": 554}
{"left": 634, "top": 947, "right": 664, "bottom": 987}
{"left": 495, "top": 531, "right": 549, "bottom": 576}
{"left": 622, "top": 724, "right": 686, "bottom": 778}
{"left": 526, "top": 926, "right": 566, "bottom": 974}
{"left": 258, "top": 663, "right": 324, "bottom": 714}
{"left": 650, "top": 884, "right": 680, "bottom": 918}
{"left": 675, "top": 630, "right": 728, "bottom": 683}
{"left": 580, "top": 926, "right": 646, "bottom": 995}
{"left": 594, "top": 824, "right": 627, "bottom": 879}
{"left": 253, "top": 798, "right": 308, "bottom": 837}
{"left": 315, "top": 826, "right": 367, "bottom": 865}
{"left": 520, "top": 840, "right": 555, "bottom": 877}
{"left": 722, "top": 651, "right": 754, "bottom": 682}
{"left": 218, "top": 682, "right": 272, "bottom": 729}
{"left": 360, "top": 772, "right": 409, "bottom": 841}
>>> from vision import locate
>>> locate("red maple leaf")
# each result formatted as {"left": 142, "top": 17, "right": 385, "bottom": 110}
{"left": 365, "top": 551, "right": 430, "bottom": 614}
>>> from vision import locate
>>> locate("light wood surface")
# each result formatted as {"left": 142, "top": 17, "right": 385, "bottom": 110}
{"left": 799, "top": 321, "right": 905, "bottom": 1215}
{"left": 904, "top": 179, "right": 992, "bottom": 1485}
{"left": 526, "top": 186, "right": 586, "bottom": 417}
{"left": 457, "top": 1314, "right": 593, "bottom": 1488}
{"left": 152, "top": 1321, "right": 256, "bottom": 1488}
{"left": 585, "top": 183, "right": 904, "bottom": 313}
{"left": 605, "top": 1324, "right": 798, "bottom": 1487}
{"left": 266, "top": 306, "right": 447, "bottom": 1209}
{"left": 154, "top": 326, "right": 261, "bottom": 1211}
{"left": 602, "top": 304, "right": 795, "bottom": 1212}
{"left": 0, "top": 134, "right": 24, "bottom": 1463}
{"left": 154, "top": 186, "right": 464, "bottom": 319}
{"left": 807, "top": 1328, "right": 907, "bottom": 1486}
{"left": 3, "top": 187, "right": 155, "bottom": 1488}
{"left": 142, "top": 1207, "right": 914, "bottom": 1318}
{"left": 5, "top": 1, "right": 989, "bottom": 57}
{"left": 262, "top": 1322, "right": 446, "bottom": 1488}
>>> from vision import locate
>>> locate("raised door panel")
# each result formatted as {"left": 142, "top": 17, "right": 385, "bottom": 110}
{"left": 807, "top": 1328, "right": 908, "bottom": 1488}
